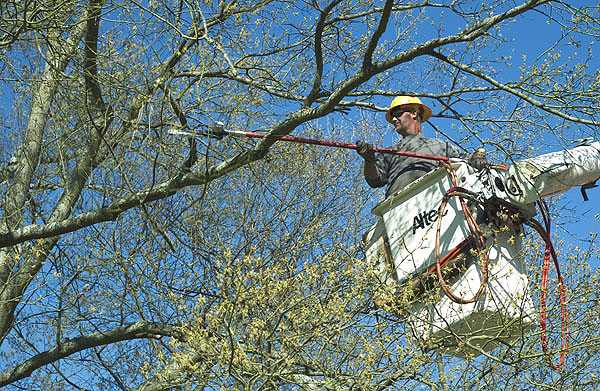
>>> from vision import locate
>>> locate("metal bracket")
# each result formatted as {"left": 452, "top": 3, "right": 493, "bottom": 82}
{"left": 581, "top": 180, "right": 599, "bottom": 201}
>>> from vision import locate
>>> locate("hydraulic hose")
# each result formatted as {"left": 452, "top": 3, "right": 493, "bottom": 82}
{"left": 525, "top": 200, "right": 569, "bottom": 370}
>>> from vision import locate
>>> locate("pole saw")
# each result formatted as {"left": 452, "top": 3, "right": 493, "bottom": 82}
{"left": 168, "top": 123, "right": 453, "bottom": 161}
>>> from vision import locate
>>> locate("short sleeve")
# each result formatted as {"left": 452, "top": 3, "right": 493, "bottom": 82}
{"left": 373, "top": 153, "right": 389, "bottom": 187}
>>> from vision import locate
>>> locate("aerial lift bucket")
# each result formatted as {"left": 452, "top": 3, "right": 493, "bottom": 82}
{"left": 364, "top": 161, "right": 537, "bottom": 357}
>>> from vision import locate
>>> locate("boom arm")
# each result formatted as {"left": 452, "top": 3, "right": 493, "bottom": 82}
{"left": 504, "top": 141, "right": 600, "bottom": 205}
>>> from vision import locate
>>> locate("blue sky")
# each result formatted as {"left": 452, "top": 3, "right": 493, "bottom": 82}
{"left": 0, "top": 2, "right": 597, "bottom": 385}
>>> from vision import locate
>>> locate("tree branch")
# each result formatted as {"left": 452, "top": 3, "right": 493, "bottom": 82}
{"left": 430, "top": 50, "right": 600, "bottom": 126}
{"left": 0, "top": 321, "right": 184, "bottom": 387}
{"left": 0, "top": 172, "right": 197, "bottom": 248}
{"left": 0, "top": 2, "right": 91, "bottom": 345}
{"left": 303, "top": 0, "right": 342, "bottom": 108}
{"left": 362, "top": 0, "right": 394, "bottom": 71}
{"left": 0, "top": 0, "right": 115, "bottom": 346}
{"left": 371, "top": 0, "right": 553, "bottom": 73}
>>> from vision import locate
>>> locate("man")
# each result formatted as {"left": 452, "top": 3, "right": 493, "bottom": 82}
{"left": 356, "top": 96, "right": 484, "bottom": 198}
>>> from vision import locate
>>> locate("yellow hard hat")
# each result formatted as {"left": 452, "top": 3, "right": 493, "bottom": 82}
{"left": 385, "top": 96, "right": 432, "bottom": 123}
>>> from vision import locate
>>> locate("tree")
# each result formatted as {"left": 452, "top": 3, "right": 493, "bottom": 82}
{"left": 0, "top": 0, "right": 599, "bottom": 389}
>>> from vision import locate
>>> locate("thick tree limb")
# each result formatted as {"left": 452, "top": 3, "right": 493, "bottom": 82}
{"left": 0, "top": 4, "right": 90, "bottom": 345}
{"left": 0, "top": 8, "right": 89, "bottom": 268}
{"left": 0, "top": 321, "right": 183, "bottom": 387}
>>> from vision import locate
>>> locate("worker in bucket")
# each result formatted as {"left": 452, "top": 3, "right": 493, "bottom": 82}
{"left": 356, "top": 96, "right": 486, "bottom": 198}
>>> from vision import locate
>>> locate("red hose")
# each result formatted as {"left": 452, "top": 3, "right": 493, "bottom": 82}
{"left": 525, "top": 201, "right": 569, "bottom": 370}
{"left": 434, "top": 186, "right": 489, "bottom": 304}
{"left": 433, "top": 160, "right": 489, "bottom": 304}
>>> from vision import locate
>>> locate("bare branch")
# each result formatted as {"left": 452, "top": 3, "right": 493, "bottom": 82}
{"left": 0, "top": 2, "right": 90, "bottom": 344}
{"left": 430, "top": 50, "right": 600, "bottom": 126}
{"left": 362, "top": 0, "right": 394, "bottom": 71}
{"left": 0, "top": 321, "right": 183, "bottom": 387}
{"left": 304, "top": 0, "right": 342, "bottom": 108}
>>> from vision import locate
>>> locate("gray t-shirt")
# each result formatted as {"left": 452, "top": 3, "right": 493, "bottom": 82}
{"left": 374, "top": 134, "right": 468, "bottom": 198}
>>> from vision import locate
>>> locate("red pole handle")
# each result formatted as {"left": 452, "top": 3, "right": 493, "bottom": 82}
{"left": 241, "top": 131, "right": 450, "bottom": 162}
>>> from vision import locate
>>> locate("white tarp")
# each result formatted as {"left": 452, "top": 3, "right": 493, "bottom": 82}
{"left": 505, "top": 141, "right": 600, "bottom": 205}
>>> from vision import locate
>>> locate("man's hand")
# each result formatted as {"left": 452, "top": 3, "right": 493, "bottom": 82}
{"left": 356, "top": 141, "right": 383, "bottom": 187}
{"left": 356, "top": 141, "right": 376, "bottom": 163}
{"left": 469, "top": 147, "right": 488, "bottom": 170}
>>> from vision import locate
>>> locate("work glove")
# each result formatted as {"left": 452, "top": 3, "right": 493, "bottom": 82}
{"left": 356, "top": 141, "right": 376, "bottom": 163}
{"left": 469, "top": 147, "right": 488, "bottom": 170}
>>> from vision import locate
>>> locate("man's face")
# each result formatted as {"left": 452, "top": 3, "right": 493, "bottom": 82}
{"left": 390, "top": 106, "right": 421, "bottom": 137}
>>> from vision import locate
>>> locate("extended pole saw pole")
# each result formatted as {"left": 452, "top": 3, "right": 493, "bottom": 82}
{"left": 168, "top": 126, "right": 450, "bottom": 162}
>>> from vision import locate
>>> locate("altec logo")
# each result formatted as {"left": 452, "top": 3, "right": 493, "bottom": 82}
{"left": 412, "top": 207, "right": 448, "bottom": 234}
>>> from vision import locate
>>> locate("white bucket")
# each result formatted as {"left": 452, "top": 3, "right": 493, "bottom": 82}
{"left": 364, "top": 161, "right": 537, "bottom": 357}
{"left": 407, "top": 232, "right": 536, "bottom": 357}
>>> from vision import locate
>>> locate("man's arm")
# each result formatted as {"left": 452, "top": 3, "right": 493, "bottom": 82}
{"left": 446, "top": 142, "right": 488, "bottom": 170}
{"left": 468, "top": 147, "right": 488, "bottom": 170}
{"left": 356, "top": 141, "right": 385, "bottom": 188}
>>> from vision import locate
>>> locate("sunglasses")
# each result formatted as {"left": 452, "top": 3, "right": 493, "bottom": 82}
{"left": 390, "top": 107, "right": 417, "bottom": 119}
